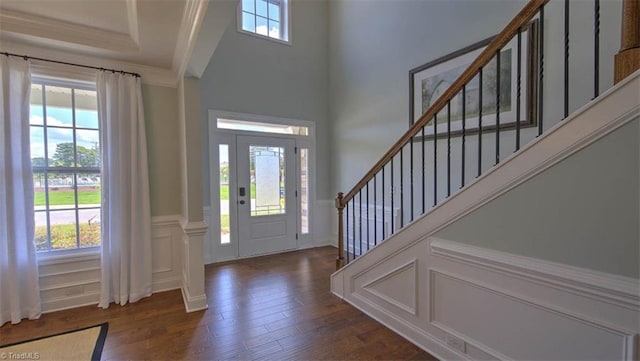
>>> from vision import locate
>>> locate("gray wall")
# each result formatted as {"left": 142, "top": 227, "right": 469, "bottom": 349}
{"left": 437, "top": 119, "right": 639, "bottom": 278}
{"left": 199, "top": 0, "right": 330, "bottom": 205}
{"left": 143, "top": 84, "right": 181, "bottom": 216}
{"left": 328, "top": 0, "right": 622, "bottom": 196}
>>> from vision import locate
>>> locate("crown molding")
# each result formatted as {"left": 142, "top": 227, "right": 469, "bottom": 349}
{"left": 1, "top": 40, "right": 179, "bottom": 87}
{"left": 172, "top": 0, "right": 209, "bottom": 79}
{"left": 0, "top": 9, "right": 139, "bottom": 53}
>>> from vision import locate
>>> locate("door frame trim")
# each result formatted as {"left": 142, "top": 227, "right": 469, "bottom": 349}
{"left": 207, "top": 110, "right": 316, "bottom": 263}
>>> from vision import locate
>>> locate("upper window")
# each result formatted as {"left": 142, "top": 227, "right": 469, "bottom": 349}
{"left": 239, "top": 0, "right": 290, "bottom": 43}
{"left": 30, "top": 79, "right": 101, "bottom": 253}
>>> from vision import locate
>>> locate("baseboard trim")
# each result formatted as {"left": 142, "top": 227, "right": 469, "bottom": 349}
{"left": 181, "top": 286, "right": 208, "bottom": 313}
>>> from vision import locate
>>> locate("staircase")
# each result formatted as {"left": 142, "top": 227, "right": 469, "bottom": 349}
{"left": 331, "top": 0, "right": 640, "bottom": 359}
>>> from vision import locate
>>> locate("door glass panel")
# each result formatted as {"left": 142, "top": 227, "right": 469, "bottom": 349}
{"left": 250, "top": 146, "right": 285, "bottom": 216}
{"left": 219, "top": 144, "right": 231, "bottom": 244}
{"left": 300, "top": 148, "right": 309, "bottom": 234}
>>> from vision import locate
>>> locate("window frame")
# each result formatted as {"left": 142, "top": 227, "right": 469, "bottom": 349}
{"left": 237, "top": 0, "right": 292, "bottom": 45}
{"left": 30, "top": 75, "right": 102, "bottom": 257}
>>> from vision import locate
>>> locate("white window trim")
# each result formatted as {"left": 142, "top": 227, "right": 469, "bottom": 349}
{"left": 30, "top": 71, "right": 102, "bottom": 259}
{"left": 207, "top": 110, "right": 316, "bottom": 262}
{"left": 236, "top": 0, "right": 292, "bottom": 46}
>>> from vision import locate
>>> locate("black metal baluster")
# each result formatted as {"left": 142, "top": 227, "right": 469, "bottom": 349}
{"left": 594, "top": 0, "right": 600, "bottom": 98}
{"left": 366, "top": 183, "right": 370, "bottom": 251}
{"left": 410, "top": 137, "right": 414, "bottom": 222}
{"left": 447, "top": 101, "right": 451, "bottom": 197}
{"left": 400, "top": 147, "right": 404, "bottom": 227}
{"left": 433, "top": 115, "right": 438, "bottom": 207}
{"left": 352, "top": 200, "right": 356, "bottom": 258}
{"left": 382, "top": 166, "right": 385, "bottom": 240}
{"left": 359, "top": 191, "right": 362, "bottom": 256}
{"left": 478, "top": 68, "right": 483, "bottom": 177}
{"left": 421, "top": 126, "right": 425, "bottom": 214}
{"left": 539, "top": 6, "right": 545, "bottom": 136}
{"left": 374, "top": 174, "right": 377, "bottom": 246}
{"left": 391, "top": 157, "right": 394, "bottom": 234}
{"left": 495, "top": 50, "right": 501, "bottom": 165}
{"left": 461, "top": 85, "right": 466, "bottom": 188}
{"left": 516, "top": 28, "right": 522, "bottom": 151}
{"left": 346, "top": 202, "right": 350, "bottom": 263}
{"left": 564, "top": 0, "right": 570, "bottom": 119}
{"left": 366, "top": 182, "right": 369, "bottom": 251}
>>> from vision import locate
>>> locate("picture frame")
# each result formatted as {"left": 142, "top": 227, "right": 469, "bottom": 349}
{"left": 409, "top": 20, "right": 538, "bottom": 139}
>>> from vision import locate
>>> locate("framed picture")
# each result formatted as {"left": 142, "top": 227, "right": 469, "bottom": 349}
{"left": 409, "top": 20, "right": 538, "bottom": 139}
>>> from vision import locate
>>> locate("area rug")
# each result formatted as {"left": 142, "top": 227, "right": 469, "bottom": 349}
{"left": 0, "top": 323, "right": 108, "bottom": 361}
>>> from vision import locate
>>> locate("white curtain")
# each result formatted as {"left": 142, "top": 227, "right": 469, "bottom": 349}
{"left": 97, "top": 72, "right": 152, "bottom": 308}
{"left": 0, "top": 56, "right": 41, "bottom": 325}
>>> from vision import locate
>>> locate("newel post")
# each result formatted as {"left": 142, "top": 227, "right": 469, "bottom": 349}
{"left": 335, "top": 192, "right": 345, "bottom": 270}
{"left": 614, "top": 0, "right": 640, "bottom": 83}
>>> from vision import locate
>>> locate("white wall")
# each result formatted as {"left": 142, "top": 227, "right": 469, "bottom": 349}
{"left": 199, "top": 0, "right": 330, "bottom": 203}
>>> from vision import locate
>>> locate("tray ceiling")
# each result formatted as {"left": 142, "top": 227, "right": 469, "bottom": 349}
{"left": 0, "top": 0, "right": 209, "bottom": 86}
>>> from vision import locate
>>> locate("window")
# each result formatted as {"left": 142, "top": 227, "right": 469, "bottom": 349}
{"left": 218, "top": 118, "right": 307, "bottom": 135}
{"left": 30, "top": 79, "right": 101, "bottom": 253}
{"left": 239, "top": 0, "right": 289, "bottom": 43}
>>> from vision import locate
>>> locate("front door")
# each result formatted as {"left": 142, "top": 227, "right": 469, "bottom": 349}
{"left": 236, "top": 135, "right": 297, "bottom": 257}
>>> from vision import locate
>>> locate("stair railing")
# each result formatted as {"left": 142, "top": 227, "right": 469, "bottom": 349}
{"left": 335, "top": 0, "right": 639, "bottom": 270}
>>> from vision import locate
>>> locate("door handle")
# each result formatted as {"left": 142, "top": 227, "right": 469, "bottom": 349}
{"left": 239, "top": 200, "right": 245, "bottom": 205}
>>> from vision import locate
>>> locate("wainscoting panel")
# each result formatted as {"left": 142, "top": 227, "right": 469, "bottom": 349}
{"left": 332, "top": 237, "right": 639, "bottom": 360}
{"left": 38, "top": 215, "right": 184, "bottom": 313}
{"left": 430, "top": 269, "right": 635, "bottom": 360}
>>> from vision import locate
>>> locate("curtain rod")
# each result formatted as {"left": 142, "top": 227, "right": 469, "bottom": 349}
{"left": 1, "top": 51, "right": 141, "bottom": 78}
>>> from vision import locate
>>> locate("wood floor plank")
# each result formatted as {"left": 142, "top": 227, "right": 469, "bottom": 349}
{"left": 0, "top": 246, "right": 437, "bottom": 360}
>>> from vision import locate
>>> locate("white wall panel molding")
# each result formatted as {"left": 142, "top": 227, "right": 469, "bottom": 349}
{"left": 360, "top": 259, "right": 418, "bottom": 316}
{"left": 38, "top": 214, "right": 184, "bottom": 313}
{"left": 428, "top": 269, "right": 637, "bottom": 360}
{"left": 430, "top": 238, "right": 640, "bottom": 310}
{"left": 334, "top": 233, "right": 639, "bottom": 360}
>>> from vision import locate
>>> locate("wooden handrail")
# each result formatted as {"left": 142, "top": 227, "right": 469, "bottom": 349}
{"left": 614, "top": 0, "right": 640, "bottom": 83}
{"left": 339, "top": 0, "right": 548, "bottom": 206}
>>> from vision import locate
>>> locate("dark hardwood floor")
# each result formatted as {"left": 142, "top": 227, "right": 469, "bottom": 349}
{"left": 0, "top": 246, "right": 436, "bottom": 360}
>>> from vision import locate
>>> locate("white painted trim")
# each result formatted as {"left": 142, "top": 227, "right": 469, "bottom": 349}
{"left": 152, "top": 276, "right": 182, "bottom": 293}
{"left": 1, "top": 39, "right": 178, "bottom": 87}
{"left": 181, "top": 286, "right": 208, "bottom": 312}
{"left": 347, "top": 292, "right": 470, "bottom": 361}
{"left": 126, "top": 0, "right": 140, "bottom": 45}
{"left": 180, "top": 219, "right": 209, "bottom": 236}
{"left": 361, "top": 259, "right": 418, "bottom": 316}
{"left": 152, "top": 214, "right": 182, "bottom": 227}
{"left": 430, "top": 238, "right": 640, "bottom": 309}
{"left": 172, "top": 0, "right": 209, "bottom": 78}
{"left": 42, "top": 293, "right": 101, "bottom": 314}
{"left": 0, "top": 9, "right": 139, "bottom": 53}
{"left": 207, "top": 109, "right": 318, "bottom": 262}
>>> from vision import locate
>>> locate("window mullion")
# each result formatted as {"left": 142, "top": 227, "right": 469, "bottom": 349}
{"left": 71, "top": 88, "right": 81, "bottom": 249}
{"left": 41, "top": 84, "right": 53, "bottom": 252}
